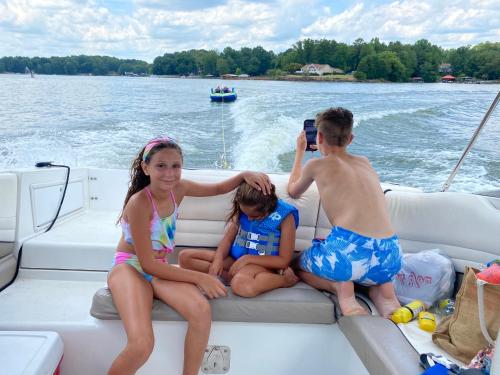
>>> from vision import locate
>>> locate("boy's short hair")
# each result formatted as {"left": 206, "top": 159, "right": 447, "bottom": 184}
{"left": 315, "top": 107, "right": 353, "bottom": 146}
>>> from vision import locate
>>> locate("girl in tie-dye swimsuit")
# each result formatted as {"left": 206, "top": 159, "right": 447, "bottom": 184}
{"left": 106, "top": 136, "right": 272, "bottom": 375}
{"left": 112, "top": 187, "right": 177, "bottom": 281}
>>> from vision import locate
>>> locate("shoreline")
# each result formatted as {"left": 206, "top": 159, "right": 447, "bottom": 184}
{"left": 219, "top": 75, "right": 500, "bottom": 84}
{"left": 1, "top": 72, "right": 499, "bottom": 84}
{"left": 234, "top": 74, "right": 358, "bottom": 83}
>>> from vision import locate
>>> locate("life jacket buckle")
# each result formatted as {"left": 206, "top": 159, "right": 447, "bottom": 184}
{"left": 246, "top": 232, "right": 259, "bottom": 241}
{"left": 245, "top": 241, "right": 258, "bottom": 250}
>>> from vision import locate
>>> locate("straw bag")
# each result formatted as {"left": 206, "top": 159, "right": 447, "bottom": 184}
{"left": 432, "top": 266, "right": 500, "bottom": 363}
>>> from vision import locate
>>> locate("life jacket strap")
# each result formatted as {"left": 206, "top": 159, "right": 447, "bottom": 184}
{"left": 235, "top": 229, "right": 280, "bottom": 255}
{"left": 238, "top": 227, "right": 270, "bottom": 241}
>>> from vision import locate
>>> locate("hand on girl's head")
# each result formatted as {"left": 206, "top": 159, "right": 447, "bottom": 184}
{"left": 243, "top": 172, "right": 272, "bottom": 195}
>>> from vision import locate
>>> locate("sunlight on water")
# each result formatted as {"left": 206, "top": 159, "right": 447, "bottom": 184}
{"left": 0, "top": 74, "right": 498, "bottom": 193}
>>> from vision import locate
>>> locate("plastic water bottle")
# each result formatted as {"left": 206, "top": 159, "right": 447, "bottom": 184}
{"left": 438, "top": 299, "right": 455, "bottom": 316}
{"left": 418, "top": 311, "right": 437, "bottom": 332}
{"left": 390, "top": 300, "right": 426, "bottom": 324}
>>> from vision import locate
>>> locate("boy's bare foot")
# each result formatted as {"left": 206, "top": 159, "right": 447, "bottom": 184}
{"left": 333, "top": 281, "right": 368, "bottom": 316}
{"left": 297, "top": 271, "right": 368, "bottom": 315}
{"left": 342, "top": 304, "right": 369, "bottom": 316}
{"left": 369, "top": 284, "right": 401, "bottom": 318}
{"left": 282, "top": 267, "right": 300, "bottom": 288}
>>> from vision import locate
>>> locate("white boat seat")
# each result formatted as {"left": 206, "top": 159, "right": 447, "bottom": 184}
{"left": 90, "top": 282, "right": 336, "bottom": 324}
{"left": 21, "top": 210, "right": 120, "bottom": 271}
{"left": 0, "top": 173, "right": 17, "bottom": 245}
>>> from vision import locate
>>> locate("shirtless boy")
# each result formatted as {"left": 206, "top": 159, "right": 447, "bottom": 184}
{"left": 287, "top": 107, "right": 402, "bottom": 317}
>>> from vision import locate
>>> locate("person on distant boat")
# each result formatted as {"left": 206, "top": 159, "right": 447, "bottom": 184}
{"left": 107, "top": 136, "right": 271, "bottom": 375}
{"left": 179, "top": 182, "right": 300, "bottom": 297}
{"left": 223, "top": 86, "right": 229, "bottom": 93}
{"left": 287, "top": 107, "right": 403, "bottom": 317}
{"left": 215, "top": 86, "right": 221, "bottom": 93}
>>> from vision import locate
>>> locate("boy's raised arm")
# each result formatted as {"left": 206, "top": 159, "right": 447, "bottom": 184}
{"left": 288, "top": 131, "right": 314, "bottom": 198}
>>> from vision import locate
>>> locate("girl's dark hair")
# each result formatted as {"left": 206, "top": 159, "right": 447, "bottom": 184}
{"left": 117, "top": 140, "right": 183, "bottom": 223}
{"left": 227, "top": 182, "right": 278, "bottom": 223}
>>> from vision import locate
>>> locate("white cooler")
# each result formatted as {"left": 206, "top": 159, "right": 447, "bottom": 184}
{"left": 0, "top": 331, "right": 64, "bottom": 375}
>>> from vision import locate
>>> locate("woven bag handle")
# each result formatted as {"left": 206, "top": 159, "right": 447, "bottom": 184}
{"left": 476, "top": 279, "right": 495, "bottom": 345}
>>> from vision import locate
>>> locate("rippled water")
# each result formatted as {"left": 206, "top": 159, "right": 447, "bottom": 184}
{"left": 0, "top": 74, "right": 499, "bottom": 193}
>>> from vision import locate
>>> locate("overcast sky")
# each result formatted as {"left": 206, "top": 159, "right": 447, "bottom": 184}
{"left": 1, "top": 0, "right": 498, "bottom": 62}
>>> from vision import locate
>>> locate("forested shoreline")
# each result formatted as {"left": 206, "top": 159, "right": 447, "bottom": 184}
{"left": 1, "top": 38, "right": 498, "bottom": 82}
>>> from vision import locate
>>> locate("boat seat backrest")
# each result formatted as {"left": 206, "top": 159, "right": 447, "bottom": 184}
{"left": 385, "top": 191, "right": 500, "bottom": 272}
{"left": 0, "top": 173, "right": 18, "bottom": 288}
{"left": 19, "top": 168, "right": 500, "bottom": 275}
{"left": 316, "top": 189, "right": 500, "bottom": 272}
{"left": 0, "top": 173, "right": 17, "bottom": 247}
{"left": 176, "top": 172, "right": 320, "bottom": 251}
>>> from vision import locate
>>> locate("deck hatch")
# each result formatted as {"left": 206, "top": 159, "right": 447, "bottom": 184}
{"left": 30, "top": 179, "right": 84, "bottom": 230}
{"left": 201, "top": 345, "right": 230, "bottom": 374}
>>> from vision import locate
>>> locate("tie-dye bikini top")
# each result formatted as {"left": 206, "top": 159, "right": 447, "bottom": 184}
{"left": 121, "top": 186, "right": 177, "bottom": 255}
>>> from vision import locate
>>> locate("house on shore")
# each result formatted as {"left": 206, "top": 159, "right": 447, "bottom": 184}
{"left": 438, "top": 63, "right": 453, "bottom": 74}
{"left": 300, "top": 64, "right": 344, "bottom": 76}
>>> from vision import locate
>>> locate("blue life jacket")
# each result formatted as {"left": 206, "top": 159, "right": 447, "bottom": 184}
{"left": 230, "top": 199, "right": 299, "bottom": 260}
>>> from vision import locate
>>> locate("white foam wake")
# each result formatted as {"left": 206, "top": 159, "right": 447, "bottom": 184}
{"left": 354, "top": 107, "right": 430, "bottom": 127}
{"left": 230, "top": 98, "right": 301, "bottom": 172}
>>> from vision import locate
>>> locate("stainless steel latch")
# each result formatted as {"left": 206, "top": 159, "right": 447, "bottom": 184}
{"left": 201, "top": 345, "right": 231, "bottom": 374}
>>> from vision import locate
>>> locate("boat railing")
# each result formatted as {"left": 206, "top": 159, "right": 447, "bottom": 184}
{"left": 441, "top": 90, "right": 500, "bottom": 192}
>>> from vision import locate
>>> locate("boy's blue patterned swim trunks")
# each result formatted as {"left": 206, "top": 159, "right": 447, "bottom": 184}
{"left": 299, "top": 226, "right": 403, "bottom": 286}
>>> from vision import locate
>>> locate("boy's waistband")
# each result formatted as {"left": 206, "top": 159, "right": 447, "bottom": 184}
{"left": 329, "top": 225, "right": 399, "bottom": 242}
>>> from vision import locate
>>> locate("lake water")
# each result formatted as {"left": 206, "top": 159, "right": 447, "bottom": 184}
{"left": 0, "top": 74, "right": 499, "bottom": 193}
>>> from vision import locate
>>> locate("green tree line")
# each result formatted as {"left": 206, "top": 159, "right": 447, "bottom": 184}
{"left": 152, "top": 46, "right": 274, "bottom": 77}
{"left": 0, "top": 55, "right": 151, "bottom": 75}
{"left": 1, "top": 39, "right": 498, "bottom": 82}
{"left": 152, "top": 39, "right": 498, "bottom": 81}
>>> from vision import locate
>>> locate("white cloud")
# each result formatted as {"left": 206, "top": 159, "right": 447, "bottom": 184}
{"left": 301, "top": 0, "right": 500, "bottom": 47}
{"left": 302, "top": 2, "right": 366, "bottom": 35}
{"left": 0, "top": 0, "right": 498, "bottom": 62}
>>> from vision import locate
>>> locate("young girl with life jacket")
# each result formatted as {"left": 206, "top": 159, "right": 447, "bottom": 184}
{"left": 107, "top": 136, "right": 272, "bottom": 375}
{"left": 179, "top": 182, "right": 300, "bottom": 297}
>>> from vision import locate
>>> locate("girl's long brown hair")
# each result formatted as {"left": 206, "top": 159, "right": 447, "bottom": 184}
{"left": 227, "top": 182, "right": 278, "bottom": 223}
{"left": 117, "top": 141, "right": 183, "bottom": 223}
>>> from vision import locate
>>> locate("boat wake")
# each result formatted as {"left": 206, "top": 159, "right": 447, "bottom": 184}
{"left": 230, "top": 98, "right": 301, "bottom": 172}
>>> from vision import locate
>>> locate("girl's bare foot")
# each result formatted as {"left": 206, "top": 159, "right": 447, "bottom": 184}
{"left": 282, "top": 267, "right": 300, "bottom": 287}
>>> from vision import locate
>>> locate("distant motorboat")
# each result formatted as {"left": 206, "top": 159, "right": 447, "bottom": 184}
{"left": 210, "top": 87, "right": 237, "bottom": 102}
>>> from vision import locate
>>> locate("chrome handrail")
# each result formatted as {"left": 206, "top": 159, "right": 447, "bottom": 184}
{"left": 441, "top": 90, "right": 500, "bottom": 192}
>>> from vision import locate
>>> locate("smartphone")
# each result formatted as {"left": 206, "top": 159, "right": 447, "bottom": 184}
{"left": 303, "top": 119, "right": 317, "bottom": 151}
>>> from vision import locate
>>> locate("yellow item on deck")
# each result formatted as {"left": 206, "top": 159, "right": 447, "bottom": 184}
{"left": 418, "top": 311, "right": 437, "bottom": 332}
{"left": 390, "top": 300, "right": 426, "bottom": 324}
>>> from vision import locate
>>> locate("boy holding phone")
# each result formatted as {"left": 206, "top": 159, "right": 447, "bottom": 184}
{"left": 288, "top": 107, "right": 402, "bottom": 317}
